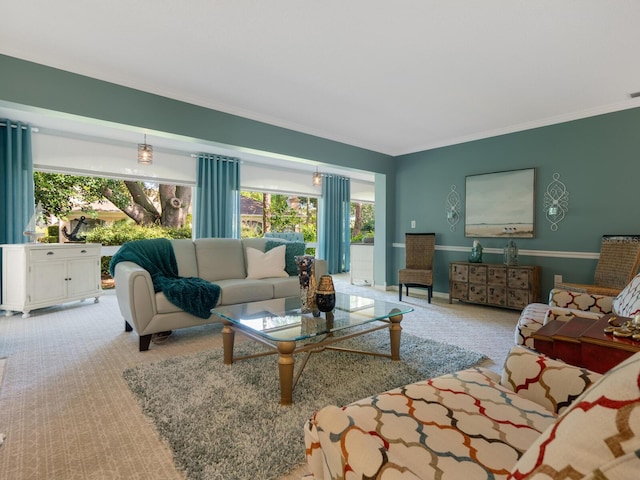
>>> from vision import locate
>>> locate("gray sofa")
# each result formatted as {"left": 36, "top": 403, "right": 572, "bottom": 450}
{"left": 113, "top": 237, "right": 327, "bottom": 351}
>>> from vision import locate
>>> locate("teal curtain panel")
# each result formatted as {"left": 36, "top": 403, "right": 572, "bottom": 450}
{"left": 0, "top": 119, "right": 34, "bottom": 245}
{"left": 194, "top": 154, "right": 240, "bottom": 239}
{"left": 319, "top": 175, "right": 350, "bottom": 273}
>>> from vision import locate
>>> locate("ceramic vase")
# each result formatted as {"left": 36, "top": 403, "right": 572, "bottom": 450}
{"left": 295, "top": 255, "right": 318, "bottom": 314}
{"left": 315, "top": 275, "right": 336, "bottom": 313}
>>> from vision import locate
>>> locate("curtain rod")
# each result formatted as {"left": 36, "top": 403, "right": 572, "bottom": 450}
{"left": 0, "top": 122, "right": 39, "bottom": 132}
{"left": 190, "top": 153, "right": 241, "bottom": 162}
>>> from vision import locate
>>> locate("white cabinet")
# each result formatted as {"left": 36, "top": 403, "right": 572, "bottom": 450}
{"left": 350, "top": 243, "right": 374, "bottom": 285}
{"left": 1, "top": 243, "right": 102, "bottom": 318}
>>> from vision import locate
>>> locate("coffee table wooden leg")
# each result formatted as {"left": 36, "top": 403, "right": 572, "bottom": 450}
{"left": 388, "top": 308, "right": 403, "bottom": 361}
{"left": 222, "top": 321, "right": 235, "bottom": 365}
{"left": 277, "top": 341, "right": 296, "bottom": 405}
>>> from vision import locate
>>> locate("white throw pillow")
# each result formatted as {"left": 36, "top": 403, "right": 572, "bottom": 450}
{"left": 245, "top": 245, "right": 289, "bottom": 279}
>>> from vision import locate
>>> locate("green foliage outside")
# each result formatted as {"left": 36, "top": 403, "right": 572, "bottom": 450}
{"left": 84, "top": 221, "right": 192, "bottom": 277}
{"left": 33, "top": 173, "right": 374, "bottom": 280}
{"left": 42, "top": 225, "right": 59, "bottom": 244}
{"left": 34, "top": 172, "right": 130, "bottom": 218}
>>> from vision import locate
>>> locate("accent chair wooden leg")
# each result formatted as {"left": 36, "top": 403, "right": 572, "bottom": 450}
{"left": 139, "top": 334, "right": 152, "bottom": 351}
{"left": 399, "top": 283, "right": 403, "bottom": 301}
{"left": 125, "top": 321, "right": 133, "bottom": 332}
{"left": 428, "top": 286, "right": 433, "bottom": 304}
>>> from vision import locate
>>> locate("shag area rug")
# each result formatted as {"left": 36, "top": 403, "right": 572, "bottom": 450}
{"left": 123, "top": 331, "right": 487, "bottom": 480}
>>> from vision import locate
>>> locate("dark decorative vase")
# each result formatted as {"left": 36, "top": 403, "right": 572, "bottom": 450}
{"left": 316, "top": 275, "right": 336, "bottom": 313}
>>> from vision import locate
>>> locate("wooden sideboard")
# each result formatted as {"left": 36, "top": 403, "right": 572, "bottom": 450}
{"left": 449, "top": 262, "right": 541, "bottom": 310}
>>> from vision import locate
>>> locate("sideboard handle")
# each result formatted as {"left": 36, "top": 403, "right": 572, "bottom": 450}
{"left": 46, "top": 251, "right": 54, "bottom": 255}
{"left": 81, "top": 249, "right": 87, "bottom": 253}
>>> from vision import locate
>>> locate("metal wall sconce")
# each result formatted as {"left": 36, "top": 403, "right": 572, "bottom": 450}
{"left": 544, "top": 172, "right": 569, "bottom": 231}
{"left": 137, "top": 134, "right": 153, "bottom": 165}
{"left": 445, "top": 185, "right": 461, "bottom": 231}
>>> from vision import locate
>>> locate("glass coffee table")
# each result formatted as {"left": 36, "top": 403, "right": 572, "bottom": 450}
{"left": 212, "top": 293, "right": 414, "bottom": 405}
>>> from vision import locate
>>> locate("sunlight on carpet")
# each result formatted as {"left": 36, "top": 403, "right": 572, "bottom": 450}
{"left": 123, "top": 330, "right": 487, "bottom": 480}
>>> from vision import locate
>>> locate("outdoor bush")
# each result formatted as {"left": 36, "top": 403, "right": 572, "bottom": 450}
{"left": 351, "top": 232, "right": 374, "bottom": 243}
{"left": 42, "top": 225, "right": 60, "bottom": 243}
{"left": 83, "top": 222, "right": 191, "bottom": 246}
{"left": 84, "top": 222, "right": 192, "bottom": 277}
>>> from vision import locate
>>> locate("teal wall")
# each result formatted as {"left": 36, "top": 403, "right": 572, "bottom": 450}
{"left": 4, "top": 54, "right": 640, "bottom": 293}
{"left": 395, "top": 107, "right": 640, "bottom": 297}
{"left": 0, "top": 54, "right": 394, "bottom": 174}
{"left": 0, "top": 54, "right": 400, "bottom": 282}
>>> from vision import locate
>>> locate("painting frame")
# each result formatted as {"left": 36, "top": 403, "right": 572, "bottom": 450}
{"left": 465, "top": 168, "right": 535, "bottom": 238}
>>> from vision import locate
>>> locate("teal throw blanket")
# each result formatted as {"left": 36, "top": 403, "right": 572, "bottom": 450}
{"left": 109, "top": 238, "right": 221, "bottom": 319}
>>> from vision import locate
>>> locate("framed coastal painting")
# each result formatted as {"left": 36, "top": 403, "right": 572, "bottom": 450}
{"left": 465, "top": 168, "right": 535, "bottom": 238}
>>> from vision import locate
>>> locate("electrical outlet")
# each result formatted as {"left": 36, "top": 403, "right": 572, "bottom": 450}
{"left": 554, "top": 274, "right": 562, "bottom": 285}
{"left": 411, "top": 220, "right": 416, "bottom": 229}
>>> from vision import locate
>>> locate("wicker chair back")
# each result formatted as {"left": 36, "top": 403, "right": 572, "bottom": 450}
{"left": 557, "top": 235, "right": 640, "bottom": 297}
{"left": 398, "top": 233, "right": 435, "bottom": 303}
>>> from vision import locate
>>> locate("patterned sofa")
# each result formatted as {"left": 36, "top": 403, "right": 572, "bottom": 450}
{"left": 515, "top": 271, "right": 640, "bottom": 348}
{"left": 305, "top": 345, "right": 640, "bottom": 479}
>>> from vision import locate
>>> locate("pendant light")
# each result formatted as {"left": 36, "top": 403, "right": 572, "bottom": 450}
{"left": 312, "top": 168, "right": 322, "bottom": 186}
{"left": 138, "top": 134, "right": 153, "bottom": 165}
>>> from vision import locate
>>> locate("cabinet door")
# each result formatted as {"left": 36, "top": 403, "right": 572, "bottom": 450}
{"left": 508, "top": 268, "right": 531, "bottom": 289}
{"left": 67, "top": 258, "right": 100, "bottom": 298}
{"left": 29, "top": 260, "right": 68, "bottom": 304}
{"left": 508, "top": 289, "right": 530, "bottom": 309}
{"left": 451, "top": 264, "right": 468, "bottom": 282}
{"left": 488, "top": 267, "right": 507, "bottom": 286}
{"left": 488, "top": 286, "right": 507, "bottom": 306}
{"left": 469, "top": 265, "right": 487, "bottom": 283}
{"left": 451, "top": 282, "right": 469, "bottom": 300}
{"left": 468, "top": 283, "right": 487, "bottom": 303}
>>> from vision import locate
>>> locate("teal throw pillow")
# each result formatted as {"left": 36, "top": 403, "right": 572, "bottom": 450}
{"left": 265, "top": 239, "right": 306, "bottom": 276}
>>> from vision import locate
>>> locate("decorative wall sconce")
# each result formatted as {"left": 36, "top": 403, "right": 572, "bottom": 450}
{"left": 312, "top": 168, "right": 322, "bottom": 186}
{"left": 445, "top": 185, "right": 461, "bottom": 231}
{"left": 544, "top": 172, "right": 569, "bottom": 231}
{"left": 137, "top": 134, "right": 153, "bottom": 165}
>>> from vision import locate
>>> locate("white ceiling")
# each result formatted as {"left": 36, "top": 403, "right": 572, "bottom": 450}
{"left": 2, "top": 0, "right": 640, "bottom": 162}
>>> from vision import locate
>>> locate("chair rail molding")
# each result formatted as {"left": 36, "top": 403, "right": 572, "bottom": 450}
{"left": 393, "top": 243, "right": 599, "bottom": 260}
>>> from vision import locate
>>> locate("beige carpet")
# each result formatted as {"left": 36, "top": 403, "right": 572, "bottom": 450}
{"left": 0, "top": 276, "right": 520, "bottom": 480}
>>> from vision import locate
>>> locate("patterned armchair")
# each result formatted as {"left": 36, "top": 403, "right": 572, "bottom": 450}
{"left": 555, "top": 234, "right": 640, "bottom": 297}
{"left": 305, "top": 346, "right": 640, "bottom": 479}
{"left": 515, "top": 271, "right": 640, "bottom": 347}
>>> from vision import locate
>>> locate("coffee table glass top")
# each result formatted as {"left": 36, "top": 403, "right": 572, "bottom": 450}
{"left": 212, "top": 292, "right": 413, "bottom": 342}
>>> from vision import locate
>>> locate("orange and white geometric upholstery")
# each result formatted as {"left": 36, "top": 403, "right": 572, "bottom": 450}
{"left": 515, "top": 284, "right": 620, "bottom": 348}
{"left": 508, "top": 351, "right": 640, "bottom": 479}
{"left": 304, "top": 346, "right": 605, "bottom": 480}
